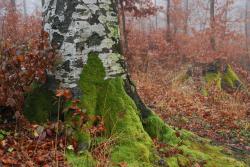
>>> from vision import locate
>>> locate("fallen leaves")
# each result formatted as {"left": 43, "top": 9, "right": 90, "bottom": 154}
{"left": 56, "top": 89, "right": 72, "bottom": 100}
{"left": 0, "top": 122, "right": 69, "bottom": 166}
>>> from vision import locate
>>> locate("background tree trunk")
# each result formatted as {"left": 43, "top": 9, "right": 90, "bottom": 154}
{"left": 10, "top": 0, "right": 16, "bottom": 11}
{"left": 23, "top": 0, "right": 27, "bottom": 16}
{"left": 210, "top": 0, "right": 216, "bottom": 50}
{"left": 166, "top": 0, "right": 171, "bottom": 41}
{"left": 245, "top": 0, "right": 250, "bottom": 53}
{"left": 118, "top": 0, "right": 128, "bottom": 55}
{"left": 155, "top": 0, "right": 158, "bottom": 29}
{"left": 184, "top": 0, "right": 189, "bottom": 34}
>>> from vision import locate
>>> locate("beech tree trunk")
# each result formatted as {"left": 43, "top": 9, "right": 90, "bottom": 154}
{"left": 43, "top": 0, "right": 150, "bottom": 116}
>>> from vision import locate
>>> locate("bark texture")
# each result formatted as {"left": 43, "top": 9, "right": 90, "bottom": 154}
{"left": 44, "top": 0, "right": 125, "bottom": 94}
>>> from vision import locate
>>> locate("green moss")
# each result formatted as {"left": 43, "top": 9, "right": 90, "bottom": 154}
{"left": 222, "top": 65, "right": 242, "bottom": 89}
{"left": 166, "top": 155, "right": 190, "bottom": 167}
{"left": 176, "top": 133, "right": 246, "bottom": 167}
{"left": 66, "top": 151, "right": 96, "bottom": 167}
{"left": 143, "top": 114, "right": 180, "bottom": 146}
{"left": 79, "top": 52, "right": 106, "bottom": 116}
{"left": 24, "top": 86, "right": 57, "bottom": 123}
{"left": 78, "top": 53, "right": 155, "bottom": 166}
{"left": 166, "top": 157, "right": 179, "bottom": 167}
{"left": 177, "top": 154, "right": 191, "bottom": 166}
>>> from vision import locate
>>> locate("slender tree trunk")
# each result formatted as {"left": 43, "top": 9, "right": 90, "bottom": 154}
{"left": 245, "top": 0, "right": 250, "bottom": 53}
{"left": 10, "top": 0, "right": 16, "bottom": 11}
{"left": 42, "top": 0, "right": 45, "bottom": 6}
{"left": 210, "top": 0, "right": 216, "bottom": 50}
{"left": 155, "top": 0, "right": 158, "bottom": 29}
{"left": 184, "top": 0, "right": 189, "bottom": 34}
{"left": 23, "top": 0, "right": 27, "bottom": 16}
{"left": 223, "top": 0, "right": 229, "bottom": 37}
{"left": 166, "top": 0, "right": 171, "bottom": 41}
{"left": 118, "top": 0, "right": 128, "bottom": 55}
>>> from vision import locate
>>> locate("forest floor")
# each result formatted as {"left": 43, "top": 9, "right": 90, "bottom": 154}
{"left": 132, "top": 63, "right": 250, "bottom": 165}
{"left": 0, "top": 64, "right": 249, "bottom": 166}
{"left": 0, "top": 120, "right": 69, "bottom": 166}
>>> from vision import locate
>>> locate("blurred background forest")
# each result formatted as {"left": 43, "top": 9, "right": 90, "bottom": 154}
{"left": 0, "top": 0, "right": 249, "bottom": 165}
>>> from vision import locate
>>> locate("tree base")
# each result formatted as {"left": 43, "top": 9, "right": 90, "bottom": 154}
{"left": 24, "top": 54, "right": 246, "bottom": 166}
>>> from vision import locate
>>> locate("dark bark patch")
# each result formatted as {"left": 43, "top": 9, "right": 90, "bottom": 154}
{"left": 61, "top": 60, "right": 71, "bottom": 72}
{"left": 88, "top": 13, "right": 100, "bottom": 25}
{"left": 73, "top": 59, "right": 84, "bottom": 68}
{"left": 76, "top": 42, "right": 85, "bottom": 52}
{"left": 86, "top": 33, "right": 104, "bottom": 47}
{"left": 51, "top": 32, "right": 64, "bottom": 49}
{"left": 65, "top": 36, "right": 74, "bottom": 43}
{"left": 51, "top": 16, "right": 62, "bottom": 29}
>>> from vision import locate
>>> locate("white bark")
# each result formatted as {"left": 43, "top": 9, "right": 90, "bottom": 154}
{"left": 43, "top": 0, "right": 126, "bottom": 90}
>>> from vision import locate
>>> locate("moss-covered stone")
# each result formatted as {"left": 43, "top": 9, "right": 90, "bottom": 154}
{"left": 202, "top": 64, "right": 243, "bottom": 94}
{"left": 24, "top": 85, "right": 57, "bottom": 123}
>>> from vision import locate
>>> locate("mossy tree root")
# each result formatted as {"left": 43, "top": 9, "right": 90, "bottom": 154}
{"left": 67, "top": 53, "right": 246, "bottom": 167}
{"left": 24, "top": 53, "right": 246, "bottom": 166}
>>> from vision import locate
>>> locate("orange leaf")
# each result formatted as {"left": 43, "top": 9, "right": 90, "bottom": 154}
{"left": 56, "top": 89, "right": 64, "bottom": 97}
{"left": 16, "top": 55, "right": 25, "bottom": 62}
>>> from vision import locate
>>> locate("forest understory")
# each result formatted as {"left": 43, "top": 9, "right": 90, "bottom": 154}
{"left": 0, "top": 0, "right": 250, "bottom": 166}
